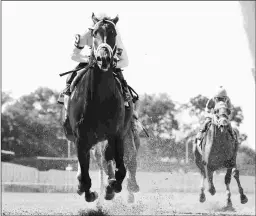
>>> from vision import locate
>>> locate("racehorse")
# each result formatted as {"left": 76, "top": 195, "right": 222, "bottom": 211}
{"left": 92, "top": 101, "right": 143, "bottom": 204}
{"left": 66, "top": 13, "right": 134, "bottom": 203}
{"left": 193, "top": 101, "right": 248, "bottom": 207}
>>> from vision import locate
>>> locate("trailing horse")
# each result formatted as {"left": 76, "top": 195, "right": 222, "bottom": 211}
{"left": 193, "top": 101, "right": 248, "bottom": 207}
{"left": 64, "top": 14, "right": 134, "bottom": 203}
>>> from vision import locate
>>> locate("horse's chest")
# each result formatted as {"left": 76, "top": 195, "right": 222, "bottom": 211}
{"left": 208, "top": 136, "right": 234, "bottom": 164}
{"left": 85, "top": 104, "right": 124, "bottom": 132}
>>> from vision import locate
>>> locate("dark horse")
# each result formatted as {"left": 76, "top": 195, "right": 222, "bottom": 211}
{"left": 92, "top": 101, "right": 142, "bottom": 204}
{"left": 193, "top": 101, "right": 248, "bottom": 207}
{"left": 66, "top": 13, "right": 133, "bottom": 202}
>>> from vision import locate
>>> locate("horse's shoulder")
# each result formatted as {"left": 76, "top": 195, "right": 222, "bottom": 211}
{"left": 70, "top": 66, "right": 93, "bottom": 92}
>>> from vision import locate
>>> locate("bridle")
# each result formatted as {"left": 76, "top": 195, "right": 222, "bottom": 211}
{"left": 92, "top": 19, "right": 117, "bottom": 61}
{"left": 214, "top": 102, "right": 230, "bottom": 130}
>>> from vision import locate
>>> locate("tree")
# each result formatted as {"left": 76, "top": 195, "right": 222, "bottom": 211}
{"left": 138, "top": 93, "right": 179, "bottom": 159}
{"left": 1, "top": 87, "right": 68, "bottom": 157}
{"left": 1, "top": 92, "right": 15, "bottom": 151}
{"left": 139, "top": 93, "right": 178, "bottom": 138}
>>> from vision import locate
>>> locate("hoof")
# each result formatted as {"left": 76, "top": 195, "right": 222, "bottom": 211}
{"left": 226, "top": 199, "right": 233, "bottom": 208}
{"left": 85, "top": 191, "right": 98, "bottom": 202}
{"left": 241, "top": 194, "right": 248, "bottom": 204}
{"left": 113, "top": 181, "right": 122, "bottom": 193}
{"left": 105, "top": 184, "right": 115, "bottom": 200}
{"left": 127, "top": 179, "right": 140, "bottom": 193}
{"left": 199, "top": 193, "right": 206, "bottom": 203}
{"left": 209, "top": 186, "right": 216, "bottom": 196}
{"left": 127, "top": 193, "right": 135, "bottom": 203}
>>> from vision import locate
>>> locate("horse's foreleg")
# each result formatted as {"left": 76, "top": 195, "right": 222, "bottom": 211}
{"left": 77, "top": 140, "right": 98, "bottom": 202}
{"left": 232, "top": 168, "right": 248, "bottom": 204}
{"left": 194, "top": 146, "right": 206, "bottom": 202}
{"left": 225, "top": 168, "right": 233, "bottom": 207}
{"left": 76, "top": 161, "right": 83, "bottom": 195}
{"left": 113, "top": 136, "right": 127, "bottom": 193}
{"left": 199, "top": 169, "right": 206, "bottom": 203}
{"left": 206, "top": 166, "right": 216, "bottom": 196}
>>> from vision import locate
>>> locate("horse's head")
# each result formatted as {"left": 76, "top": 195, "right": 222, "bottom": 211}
{"left": 90, "top": 13, "right": 119, "bottom": 72}
{"left": 214, "top": 101, "right": 230, "bottom": 133}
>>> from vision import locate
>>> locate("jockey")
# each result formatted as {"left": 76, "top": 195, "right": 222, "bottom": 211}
{"left": 57, "top": 12, "right": 131, "bottom": 108}
{"left": 196, "top": 86, "right": 235, "bottom": 141}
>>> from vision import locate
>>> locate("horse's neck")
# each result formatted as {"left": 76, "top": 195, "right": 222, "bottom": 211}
{"left": 89, "top": 67, "right": 117, "bottom": 102}
{"left": 208, "top": 124, "right": 231, "bottom": 146}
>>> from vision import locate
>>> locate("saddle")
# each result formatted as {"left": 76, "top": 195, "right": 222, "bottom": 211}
{"left": 69, "top": 64, "right": 139, "bottom": 103}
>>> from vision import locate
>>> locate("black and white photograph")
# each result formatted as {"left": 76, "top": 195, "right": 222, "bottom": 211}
{"left": 2, "top": 1, "right": 255, "bottom": 215}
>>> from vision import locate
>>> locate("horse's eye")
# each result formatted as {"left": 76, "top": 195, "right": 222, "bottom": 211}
{"left": 93, "top": 30, "right": 97, "bottom": 37}
{"left": 111, "top": 30, "right": 116, "bottom": 36}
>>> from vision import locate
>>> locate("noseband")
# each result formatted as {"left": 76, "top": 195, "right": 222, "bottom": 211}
{"left": 92, "top": 19, "right": 117, "bottom": 60}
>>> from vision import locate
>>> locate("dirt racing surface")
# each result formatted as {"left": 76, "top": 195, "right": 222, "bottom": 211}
{"left": 2, "top": 171, "right": 255, "bottom": 215}
{"left": 2, "top": 191, "right": 255, "bottom": 216}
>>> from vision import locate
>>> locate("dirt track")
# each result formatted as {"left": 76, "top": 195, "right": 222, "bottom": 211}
{"left": 2, "top": 171, "right": 255, "bottom": 215}
{"left": 2, "top": 191, "right": 255, "bottom": 215}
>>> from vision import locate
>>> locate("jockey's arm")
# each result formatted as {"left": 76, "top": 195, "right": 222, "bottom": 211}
{"left": 71, "top": 30, "right": 92, "bottom": 63}
{"left": 205, "top": 98, "right": 215, "bottom": 114}
{"left": 226, "top": 97, "right": 233, "bottom": 116}
{"left": 115, "top": 29, "right": 129, "bottom": 69}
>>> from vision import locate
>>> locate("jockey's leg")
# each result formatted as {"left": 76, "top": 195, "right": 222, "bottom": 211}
{"left": 196, "top": 117, "right": 212, "bottom": 141}
{"left": 57, "top": 63, "right": 88, "bottom": 104}
{"left": 115, "top": 68, "right": 132, "bottom": 108}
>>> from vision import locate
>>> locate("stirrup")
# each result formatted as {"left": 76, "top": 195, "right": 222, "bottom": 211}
{"left": 124, "top": 101, "right": 130, "bottom": 108}
{"left": 57, "top": 93, "right": 64, "bottom": 105}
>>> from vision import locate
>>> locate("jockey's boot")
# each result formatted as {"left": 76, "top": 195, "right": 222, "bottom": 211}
{"left": 115, "top": 69, "right": 132, "bottom": 108}
{"left": 57, "top": 63, "right": 88, "bottom": 105}
{"left": 57, "top": 83, "right": 72, "bottom": 105}
{"left": 196, "top": 118, "right": 212, "bottom": 141}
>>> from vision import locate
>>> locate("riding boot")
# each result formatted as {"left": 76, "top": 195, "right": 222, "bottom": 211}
{"left": 57, "top": 63, "right": 87, "bottom": 105}
{"left": 57, "top": 83, "right": 73, "bottom": 105}
{"left": 115, "top": 68, "right": 132, "bottom": 108}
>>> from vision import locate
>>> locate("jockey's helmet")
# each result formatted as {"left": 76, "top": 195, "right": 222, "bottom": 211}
{"left": 214, "top": 86, "right": 227, "bottom": 99}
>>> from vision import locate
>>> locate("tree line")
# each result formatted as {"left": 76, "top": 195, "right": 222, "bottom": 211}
{"left": 1, "top": 87, "right": 255, "bottom": 167}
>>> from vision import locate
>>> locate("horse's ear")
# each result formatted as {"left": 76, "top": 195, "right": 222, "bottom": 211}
{"left": 112, "top": 15, "right": 119, "bottom": 25}
{"left": 92, "top": 12, "right": 99, "bottom": 24}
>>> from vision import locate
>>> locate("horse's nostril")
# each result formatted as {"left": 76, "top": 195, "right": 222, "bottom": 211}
{"left": 97, "top": 56, "right": 102, "bottom": 62}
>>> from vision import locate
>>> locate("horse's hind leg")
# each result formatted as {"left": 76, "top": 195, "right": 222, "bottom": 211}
{"left": 232, "top": 168, "right": 248, "bottom": 204}
{"left": 77, "top": 139, "right": 98, "bottom": 202}
{"left": 225, "top": 168, "right": 233, "bottom": 207}
{"left": 93, "top": 144, "right": 105, "bottom": 204}
{"left": 127, "top": 153, "right": 140, "bottom": 192}
{"left": 126, "top": 131, "right": 140, "bottom": 194}
{"left": 103, "top": 140, "right": 116, "bottom": 200}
